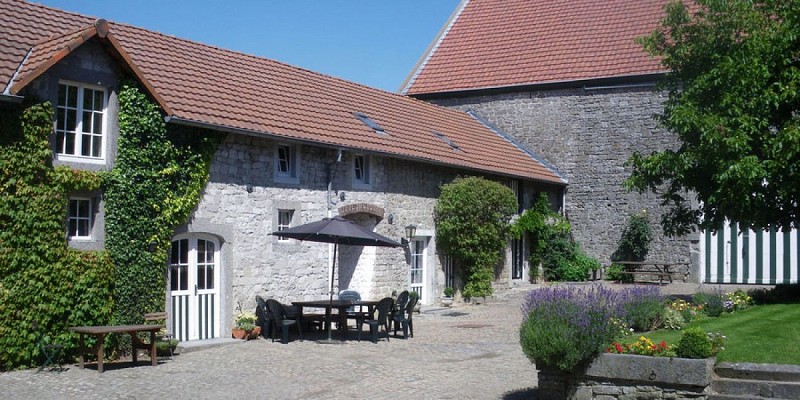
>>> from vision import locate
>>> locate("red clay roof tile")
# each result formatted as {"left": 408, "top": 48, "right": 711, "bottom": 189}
{"left": 403, "top": 0, "right": 670, "bottom": 95}
{"left": 0, "top": 0, "right": 565, "bottom": 184}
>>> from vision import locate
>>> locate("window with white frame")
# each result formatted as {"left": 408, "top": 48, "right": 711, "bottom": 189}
{"left": 353, "top": 154, "right": 370, "bottom": 187}
{"left": 56, "top": 82, "right": 106, "bottom": 161}
{"left": 277, "top": 209, "right": 293, "bottom": 242}
{"left": 67, "top": 197, "right": 92, "bottom": 239}
{"left": 275, "top": 144, "right": 299, "bottom": 183}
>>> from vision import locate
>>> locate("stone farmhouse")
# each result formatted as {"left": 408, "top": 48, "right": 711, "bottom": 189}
{"left": 402, "top": 0, "right": 800, "bottom": 285}
{"left": 0, "top": 0, "right": 566, "bottom": 341}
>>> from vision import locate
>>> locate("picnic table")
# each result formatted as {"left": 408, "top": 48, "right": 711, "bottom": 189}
{"left": 613, "top": 261, "right": 690, "bottom": 284}
{"left": 70, "top": 324, "right": 162, "bottom": 373}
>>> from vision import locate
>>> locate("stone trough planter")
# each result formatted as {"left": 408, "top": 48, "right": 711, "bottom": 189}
{"left": 538, "top": 353, "right": 716, "bottom": 400}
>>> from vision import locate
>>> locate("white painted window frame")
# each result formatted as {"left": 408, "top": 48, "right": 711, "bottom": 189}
{"left": 55, "top": 81, "right": 107, "bottom": 164}
{"left": 274, "top": 143, "right": 300, "bottom": 184}
{"left": 67, "top": 196, "right": 93, "bottom": 240}
{"left": 277, "top": 209, "right": 294, "bottom": 242}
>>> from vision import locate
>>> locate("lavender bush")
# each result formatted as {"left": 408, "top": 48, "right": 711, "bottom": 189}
{"left": 520, "top": 285, "right": 664, "bottom": 372}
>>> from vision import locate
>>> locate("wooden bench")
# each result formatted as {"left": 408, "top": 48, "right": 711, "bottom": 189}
{"left": 612, "top": 261, "right": 691, "bottom": 284}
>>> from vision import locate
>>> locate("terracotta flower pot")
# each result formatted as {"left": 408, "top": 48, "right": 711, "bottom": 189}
{"left": 232, "top": 328, "right": 247, "bottom": 339}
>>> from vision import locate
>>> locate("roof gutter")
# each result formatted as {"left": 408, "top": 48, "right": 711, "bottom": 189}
{"left": 0, "top": 93, "right": 24, "bottom": 103}
{"left": 164, "top": 115, "right": 563, "bottom": 185}
{"left": 409, "top": 72, "right": 667, "bottom": 100}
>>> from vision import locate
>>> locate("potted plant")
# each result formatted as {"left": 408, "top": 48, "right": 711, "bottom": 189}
{"left": 441, "top": 287, "right": 454, "bottom": 307}
{"left": 233, "top": 311, "right": 259, "bottom": 340}
{"left": 408, "top": 291, "right": 422, "bottom": 313}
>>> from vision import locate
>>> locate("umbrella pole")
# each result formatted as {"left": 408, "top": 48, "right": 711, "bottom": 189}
{"left": 318, "top": 243, "right": 343, "bottom": 344}
{"left": 326, "top": 243, "right": 336, "bottom": 341}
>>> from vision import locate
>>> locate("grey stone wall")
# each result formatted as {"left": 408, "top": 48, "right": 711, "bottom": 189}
{"left": 429, "top": 86, "right": 701, "bottom": 278}
{"left": 186, "top": 133, "right": 557, "bottom": 332}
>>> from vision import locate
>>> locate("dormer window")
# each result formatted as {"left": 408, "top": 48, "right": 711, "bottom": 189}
{"left": 353, "top": 112, "right": 387, "bottom": 135}
{"left": 353, "top": 154, "right": 371, "bottom": 188}
{"left": 433, "top": 131, "right": 461, "bottom": 152}
{"left": 56, "top": 82, "right": 106, "bottom": 162}
{"left": 275, "top": 143, "right": 300, "bottom": 184}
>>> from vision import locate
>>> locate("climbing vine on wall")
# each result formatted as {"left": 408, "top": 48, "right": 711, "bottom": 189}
{"left": 0, "top": 100, "right": 113, "bottom": 370}
{"left": 104, "top": 81, "right": 223, "bottom": 327}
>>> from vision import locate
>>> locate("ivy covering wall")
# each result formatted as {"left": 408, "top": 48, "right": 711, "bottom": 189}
{"left": 105, "top": 81, "right": 222, "bottom": 327}
{"left": 0, "top": 82, "right": 221, "bottom": 370}
{"left": 0, "top": 101, "right": 113, "bottom": 370}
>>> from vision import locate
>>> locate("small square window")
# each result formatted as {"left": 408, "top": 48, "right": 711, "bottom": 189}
{"left": 68, "top": 197, "right": 93, "bottom": 239}
{"left": 353, "top": 154, "right": 371, "bottom": 187}
{"left": 277, "top": 209, "right": 293, "bottom": 242}
{"left": 275, "top": 144, "right": 300, "bottom": 183}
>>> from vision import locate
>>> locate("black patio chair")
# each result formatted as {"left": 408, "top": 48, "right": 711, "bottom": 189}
{"left": 266, "top": 298, "right": 303, "bottom": 344}
{"left": 339, "top": 289, "right": 369, "bottom": 329}
{"left": 255, "top": 295, "right": 273, "bottom": 339}
{"left": 357, "top": 297, "right": 394, "bottom": 343}
{"left": 392, "top": 295, "right": 417, "bottom": 339}
{"left": 391, "top": 290, "right": 409, "bottom": 332}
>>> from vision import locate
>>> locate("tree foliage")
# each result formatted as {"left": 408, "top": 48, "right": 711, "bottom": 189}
{"left": 434, "top": 176, "right": 517, "bottom": 298}
{"left": 627, "top": 0, "right": 800, "bottom": 235}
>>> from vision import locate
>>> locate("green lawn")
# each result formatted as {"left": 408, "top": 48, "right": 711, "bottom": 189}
{"left": 644, "top": 304, "right": 800, "bottom": 365}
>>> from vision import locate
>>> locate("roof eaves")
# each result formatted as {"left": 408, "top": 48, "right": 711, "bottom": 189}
{"left": 466, "top": 109, "right": 568, "bottom": 185}
{"left": 410, "top": 72, "right": 668, "bottom": 99}
{"left": 8, "top": 22, "right": 101, "bottom": 95}
{"left": 398, "top": 0, "right": 470, "bottom": 95}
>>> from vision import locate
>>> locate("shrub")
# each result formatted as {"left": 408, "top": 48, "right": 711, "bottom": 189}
{"left": 693, "top": 292, "right": 725, "bottom": 317}
{"left": 617, "top": 286, "right": 666, "bottom": 332}
{"left": 662, "top": 307, "right": 685, "bottom": 330}
{"left": 435, "top": 176, "right": 517, "bottom": 298}
{"left": 748, "top": 283, "right": 800, "bottom": 305}
{"left": 513, "top": 194, "right": 602, "bottom": 282}
{"left": 520, "top": 286, "right": 624, "bottom": 372}
{"left": 675, "top": 328, "right": 713, "bottom": 358}
{"left": 724, "top": 290, "right": 752, "bottom": 312}
{"left": 443, "top": 287, "right": 454, "bottom": 297}
{"left": 605, "top": 263, "right": 633, "bottom": 283}
{"left": 611, "top": 210, "right": 654, "bottom": 262}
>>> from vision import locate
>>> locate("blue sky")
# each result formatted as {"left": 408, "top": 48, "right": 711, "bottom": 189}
{"left": 34, "top": 1, "right": 461, "bottom": 93}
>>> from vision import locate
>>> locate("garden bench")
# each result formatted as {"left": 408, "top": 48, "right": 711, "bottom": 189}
{"left": 613, "top": 261, "right": 690, "bottom": 284}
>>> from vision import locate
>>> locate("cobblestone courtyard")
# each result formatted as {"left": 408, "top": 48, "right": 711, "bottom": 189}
{"left": 1, "top": 289, "right": 539, "bottom": 400}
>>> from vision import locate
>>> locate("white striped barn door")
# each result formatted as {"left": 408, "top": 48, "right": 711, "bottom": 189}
{"left": 701, "top": 221, "right": 800, "bottom": 284}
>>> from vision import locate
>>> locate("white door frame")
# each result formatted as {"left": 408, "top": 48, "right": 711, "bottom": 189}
{"left": 168, "top": 234, "right": 221, "bottom": 341}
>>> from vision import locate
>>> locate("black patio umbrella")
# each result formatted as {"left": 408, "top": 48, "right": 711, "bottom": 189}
{"left": 271, "top": 216, "right": 402, "bottom": 342}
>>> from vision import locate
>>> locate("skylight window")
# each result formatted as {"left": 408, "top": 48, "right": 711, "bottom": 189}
{"left": 353, "top": 112, "right": 386, "bottom": 135}
{"left": 433, "top": 131, "right": 461, "bottom": 152}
